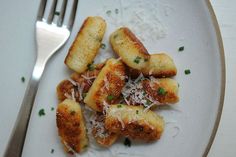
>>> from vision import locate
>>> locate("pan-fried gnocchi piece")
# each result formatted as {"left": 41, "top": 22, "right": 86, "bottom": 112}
{"left": 105, "top": 105, "right": 165, "bottom": 141}
{"left": 56, "top": 80, "right": 77, "bottom": 102}
{"left": 141, "top": 53, "right": 177, "bottom": 77}
{"left": 110, "top": 27, "right": 150, "bottom": 71}
{"left": 56, "top": 63, "right": 105, "bottom": 102}
{"left": 84, "top": 58, "right": 126, "bottom": 112}
{"left": 56, "top": 99, "right": 88, "bottom": 154}
{"left": 91, "top": 113, "right": 119, "bottom": 147}
{"left": 142, "top": 78, "right": 179, "bottom": 104}
{"left": 65, "top": 16, "right": 106, "bottom": 73}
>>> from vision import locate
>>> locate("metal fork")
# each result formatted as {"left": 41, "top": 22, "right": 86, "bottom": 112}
{"left": 4, "top": 0, "right": 78, "bottom": 156}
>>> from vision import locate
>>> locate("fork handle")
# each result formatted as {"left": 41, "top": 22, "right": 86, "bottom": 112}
{"left": 4, "top": 58, "right": 45, "bottom": 157}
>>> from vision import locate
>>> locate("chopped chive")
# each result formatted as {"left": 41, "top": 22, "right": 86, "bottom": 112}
{"left": 87, "top": 62, "right": 95, "bottom": 71}
{"left": 100, "top": 43, "right": 106, "bottom": 49}
{"left": 107, "top": 95, "right": 114, "bottom": 101}
{"left": 178, "top": 46, "right": 184, "bottom": 51}
{"left": 51, "top": 107, "right": 54, "bottom": 111}
{"left": 178, "top": 83, "right": 180, "bottom": 87}
{"left": 106, "top": 10, "right": 112, "bottom": 16}
{"left": 82, "top": 93, "right": 87, "bottom": 98}
{"left": 51, "top": 149, "right": 54, "bottom": 154}
{"left": 134, "top": 56, "right": 142, "bottom": 64}
{"left": 21, "top": 77, "right": 25, "bottom": 83}
{"left": 113, "top": 34, "right": 118, "bottom": 39}
{"left": 38, "top": 109, "right": 45, "bottom": 117}
{"left": 117, "top": 104, "right": 122, "bottom": 108}
{"left": 184, "top": 69, "right": 191, "bottom": 75}
{"left": 54, "top": 11, "right": 60, "bottom": 16}
{"left": 145, "top": 99, "right": 152, "bottom": 106}
{"left": 115, "top": 8, "right": 119, "bottom": 14}
{"left": 124, "top": 138, "right": 131, "bottom": 147}
{"left": 157, "top": 87, "right": 167, "bottom": 95}
{"left": 136, "top": 110, "right": 139, "bottom": 114}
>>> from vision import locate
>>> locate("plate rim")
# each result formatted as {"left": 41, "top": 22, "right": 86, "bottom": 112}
{"left": 203, "top": 0, "right": 226, "bottom": 157}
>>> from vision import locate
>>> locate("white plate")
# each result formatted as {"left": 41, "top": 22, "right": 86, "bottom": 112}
{"left": 0, "top": 0, "right": 225, "bottom": 157}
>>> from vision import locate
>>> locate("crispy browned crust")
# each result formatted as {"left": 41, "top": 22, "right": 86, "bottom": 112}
{"left": 64, "top": 16, "right": 106, "bottom": 73}
{"left": 56, "top": 99, "right": 88, "bottom": 154}
{"left": 142, "top": 53, "right": 177, "bottom": 78}
{"left": 64, "top": 17, "right": 88, "bottom": 64}
{"left": 142, "top": 79, "right": 179, "bottom": 104}
{"left": 105, "top": 105, "right": 164, "bottom": 141}
{"left": 110, "top": 27, "right": 150, "bottom": 71}
{"left": 57, "top": 80, "right": 75, "bottom": 102}
{"left": 122, "top": 27, "right": 149, "bottom": 56}
{"left": 106, "top": 120, "right": 163, "bottom": 141}
{"left": 56, "top": 63, "right": 104, "bottom": 103}
{"left": 84, "top": 59, "right": 126, "bottom": 112}
{"left": 125, "top": 67, "right": 141, "bottom": 78}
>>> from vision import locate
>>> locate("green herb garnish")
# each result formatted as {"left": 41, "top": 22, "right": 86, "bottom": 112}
{"left": 54, "top": 11, "right": 60, "bottom": 16}
{"left": 178, "top": 46, "right": 184, "bottom": 51}
{"left": 157, "top": 87, "right": 167, "bottom": 95}
{"left": 184, "top": 69, "right": 191, "bottom": 75}
{"left": 51, "top": 107, "right": 54, "bottom": 111}
{"left": 82, "top": 93, "right": 87, "bottom": 98}
{"left": 107, "top": 95, "right": 114, "bottom": 101}
{"left": 51, "top": 149, "right": 54, "bottom": 154}
{"left": 134, "top": 56, "right": 142, "bottom": 64}
{"left": 115, "top": 8, "right": 119, "bottom": 14}
{"left": 87, "top": 62, "right": 95, "bottom": 71}
{"left": 100, "top": 43, "right": 106, "bottom": 49}
{"left": 124, "top": 138, "right": 131, "bottom": 147}
{"left": 21, "top": 77, "right": 25, "bottom": 83}
{"left": 113, "top": 34, "right": 118, "bottom": 39}
{"left": 136, "top": 110, "right": 139, "bottom": 114}
{"left": 145, "top": 99, "right": 152, "bottom": 106}
{"left": 106, "top": 10, "right": 112, "bottom": 16}
{"left": 144, "top": 58, "right": 149, "bottom": 62}
{"left": 117, "top": 104, "right": 122, "bottom": 108}
{"left": 38, "top": 109, "right": 45, "bottom": 117}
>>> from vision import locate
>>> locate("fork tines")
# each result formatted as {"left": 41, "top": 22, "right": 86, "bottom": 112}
{"left": 37, "top": 0, "right": 78, "bottom": 29}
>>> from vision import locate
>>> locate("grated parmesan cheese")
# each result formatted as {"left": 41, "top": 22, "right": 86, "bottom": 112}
{"left": 121, "top": 74, "right": 162, "bottom": 108}
{"left": 62, "top": 140, "right": 76, "bottom": 154}
{"left": 81, "top": 74, "right": 97, "bottom": 80}
{"left": 64, "top": 93, "right": 72, "bottom": 100}
{"left": 103, "top": 76, "right": 109, "bottom": 90}
{"left": 98, "top": 0, "right": 168, "bottom": 44}
{"left": 90, "top": 113, "right": 110, "bottom": 138}
{"left": 77, "top": 82, "right": 85, "bottom": 101}
{"left": 67, "top": 78, "right": 77, "bottom": 86}
{"left": 71, "top": 88, "right": 76, "bottom": 101}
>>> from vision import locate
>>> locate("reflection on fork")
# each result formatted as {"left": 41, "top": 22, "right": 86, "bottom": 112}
{"left": 4, "top": 0, "right": 78, "bottom": 157}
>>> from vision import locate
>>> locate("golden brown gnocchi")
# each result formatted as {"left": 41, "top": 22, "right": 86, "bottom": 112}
{"left": 105, "top": 104, "right": 165, "bottom": 141}
{"left": 56, "top": 99, "right": 88, "bottom": 154}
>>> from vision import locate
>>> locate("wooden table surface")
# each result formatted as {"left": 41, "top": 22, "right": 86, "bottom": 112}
{"left": 208, "top": 0, "right": 236, "bottom": 156}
